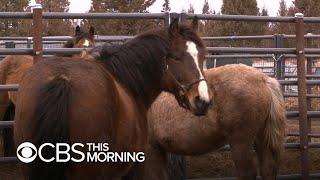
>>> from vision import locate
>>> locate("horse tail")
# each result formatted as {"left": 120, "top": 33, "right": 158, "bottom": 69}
{"left": 29, "top": 75, "right": 71, "bottom": 180}
{"left": 0, "top": 57, "right": 10, "bottom": 121}
{"left": 0, "top": 56, "right": 10, "bottom": 87}
{"left": 263, "top": 77, "right": 286, "bottom": 163}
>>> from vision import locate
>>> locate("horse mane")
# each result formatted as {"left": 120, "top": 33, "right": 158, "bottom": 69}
{"left": 91, "top": 30, "right": 170, "bottom": 106}
{"left": 90, "top": 25, "right": 203, "bottom": 106}
{"left": 178, "top": 24, "right": 205, "bottom": 48}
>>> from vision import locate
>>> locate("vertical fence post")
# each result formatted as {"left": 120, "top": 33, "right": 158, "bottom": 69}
{"left": 170, "top": 13, "right": 180, "bottom": 23}
{"left": 274, "top": 34, "right": 284, "bottom": 80}
{"left": 27, "top": 37, "right": 32, "bottom": 48}
{"left": 180, "top": 13, "right": 187, "bottom": 24}
{"left": 32, "top": 4, "right": 43, "bottom": 64}
{"left": 295, "top": 13, "right": 309, "bottom": 180}
{"left": 306, "top": 34, "right": 313, "bottom": 142}
{"left": 164, "top": 12, "right": 170, "bottom": 28}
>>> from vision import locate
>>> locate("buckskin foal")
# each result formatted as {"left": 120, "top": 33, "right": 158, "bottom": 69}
{"left": 147, "top": 64, "right": 286, "bottom": 180}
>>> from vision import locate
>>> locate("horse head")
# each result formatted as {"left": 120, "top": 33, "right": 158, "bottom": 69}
{"left": 161, "top": 17, "right": 212, "bottom": 116}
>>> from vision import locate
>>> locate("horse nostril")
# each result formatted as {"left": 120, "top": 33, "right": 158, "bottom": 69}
{"left": 194, "top": 96, "right": 205, "bottom": 108}
{"left": 193, "top": 96, "right": 210, "bottom": 116}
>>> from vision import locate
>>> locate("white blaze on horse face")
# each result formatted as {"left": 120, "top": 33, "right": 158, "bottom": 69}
{"left": 83, "top": 39, "right": 90, "bottom": 47}
{"left": 186, "top": 41, "right": 210, "bottom": 103}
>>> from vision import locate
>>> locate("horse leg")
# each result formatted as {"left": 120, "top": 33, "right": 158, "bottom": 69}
{"left": 230, "top": 141, "right": 257, "bottom": 180}
{"left": 255, "top": 140, "right": 278, "bottom": 180}
{"left": 0, "top": 92, "right": 9, "bottom": 121}
{"left": 143, "top": 143, "right": 169, "bottom": 180}
{"left": 0, "top": 92, "right": 10, "bottom": 156}
{"left": 167, "top": 153, "right": 186, "bottom": 180}
{"left": 122, "top": 142, "right": 168, "bottom": 180}
{"left": 3, "top": 102, "right": 15, "bottom": 156}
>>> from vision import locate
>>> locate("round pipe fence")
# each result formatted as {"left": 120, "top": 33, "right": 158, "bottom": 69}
{"left": 0, "top": 9, "right": 319, "bottom": 180}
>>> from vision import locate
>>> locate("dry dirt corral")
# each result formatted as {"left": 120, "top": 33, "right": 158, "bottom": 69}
{"left": 186, "top": 120, "right": 320, "bottom": 179}
{"left": 0, "top": 121, "right": 319, "bottom": 179}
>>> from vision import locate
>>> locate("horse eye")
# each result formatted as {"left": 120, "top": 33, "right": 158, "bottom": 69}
{"left": 168, "top": 52, "right": 182, "bottom": 61}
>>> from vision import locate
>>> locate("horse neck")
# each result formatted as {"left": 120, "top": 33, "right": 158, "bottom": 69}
{"left": 102, "top": 33, "right": 169, "bottom": 108}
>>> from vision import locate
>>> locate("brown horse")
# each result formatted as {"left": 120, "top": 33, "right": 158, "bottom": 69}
{"left": 63, "top": 25, "right": 95, "bottom": 58}
{"left": 0, "top": 25, "right": 95, "bottom": 117}
{"left": 14, "top": 18, "right": 212, "bottom": 179}
{"left": 0, "top": 26, "right": 95, "bottom": 156}
{"left": 146, "top": 64, "right": 286, "bottom": 180}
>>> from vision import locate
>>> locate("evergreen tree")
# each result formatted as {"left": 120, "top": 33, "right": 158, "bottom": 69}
{"left": 220, "top": 0, "right": 259, "bottom": 36}
{"left": 91, "top": 0, "right": 155, "bottom": 13}
{"left": 294, "top": 0, "right": 320, "bottom": 34}
{"left": 199, "top": 0, "right": 225, "bottom": 47}
{"left": 257, "top": 7, "right": 269, "bottom": 35}
{"left": 0, "top": 0, "right": 30, "bottom": 36}
{"left": 278, "top": 0, "right": 287, "bottom": 16}
{"left": 200, "top": 0, "right": 218, "bottom": 38}
{"left": 294, "top": 0, "right": 320, "bottom": 17}
{"left": 219, "top": 0, "right": 266, "bottom": 46}
{"left": 272, "top": 0, "right": 295, "bottom": 35}
{"left": 187, "top": 4, "right": 195, "bottom": 13}
{"left": 88, "top": 0, "right": 157, "bottom": 35}
{"left": 162, "top": 0, "right": 170, "bottom": 12}
{"left": 202, "top": 0, "right": 209, "bottom": 14}
{"left": 35, "top": 0, "right": 73, "bottom": 36}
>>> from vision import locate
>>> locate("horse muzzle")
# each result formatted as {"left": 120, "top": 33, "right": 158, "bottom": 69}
{"left": 175, "top": 84, "right": 212, "bottom": 116}
{"left": 191, "top": 95, "right": 211, "bottom": 116}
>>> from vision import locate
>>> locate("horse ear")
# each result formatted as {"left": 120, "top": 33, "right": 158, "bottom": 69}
{"left": 89, "top": 26, "right": 95, "bottom": 36}
{"left": 75, "top": 25, "right": 81, "bottom": 35}
{"left": 191, "top": 16, "right": 199, "bottom": 32}
{"left": 169, "top": 18, "right": 180, "bottom": 39}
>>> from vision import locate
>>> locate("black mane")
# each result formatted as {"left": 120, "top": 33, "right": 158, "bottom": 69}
{"left": 179, "top": 24, "right": 205, "bottom": 48}
{"left": 91, "top": 30, "right": 170, "bottom": 106}
{"left": 90, "top": 26, "right": 202, "bottom": 107}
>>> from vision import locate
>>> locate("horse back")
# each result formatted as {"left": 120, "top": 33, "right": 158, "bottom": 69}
{"left": 14, "top": 57, "right": 147, "bottom": 178}
{"left": 205, "top": 64, "right": 273, "bottom": 134}
{"left": 0, "top": 55, "right": 33, "bottom": 83}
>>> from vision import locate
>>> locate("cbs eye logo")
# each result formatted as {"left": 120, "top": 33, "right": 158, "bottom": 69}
{"left": 16, "top": 142, "right": 37, "bottom": 163}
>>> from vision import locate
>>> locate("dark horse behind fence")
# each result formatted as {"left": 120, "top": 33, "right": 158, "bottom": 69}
{"left": 0, "top": 25, "right": 95, "bottom": 120}
{"left": 14, "top": 18, "right": 212, "bottom": 179}
{"left": 0, "top": 26, "right": 95, "bottom": 157}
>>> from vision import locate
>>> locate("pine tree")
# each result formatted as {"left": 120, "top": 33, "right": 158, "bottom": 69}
{"left": 187, "top": 4, "right": 195, "bottom": 13}
{"left": 199, "top": 0, "right": 225, "bottom": 47}
{"left": 35, "top": 0, "right": 73, "bottom": 36}
{"left": 88, "top": 0, "right": 157, "bottom": 35}
{"left": 200, "top": 1, "right": 218, "bottom": 38}
{"left": 294, "top": 0, "right": 320, "bottom": 17}
{"left": 278, "top": 0, "right": 287, "bottom": 16}
{"left": 202, "top": 0, "right": 209, "bottom": 14}
{"left": 221, "top": 0, "right": 258, "bottom": 16}
{"left": 221, "top": 0, "right": 259, "bottom": 36}
{"left": 272, "top": 0, "right": 295, "bottom": 35}
{"left": 219, "top": 0, "right": 266, "bottom": 47}
{"left": 90, "top": 0, "right": 155, "bottom": 13}
{"left": 162, "top": 0, "right": 170, "bottom": 12}
{"left": 0, "top": 0, "right": 30, "bottom": 36}
{"left": 294, "top": 0, "right": 320, "bottom": 34}
{"left": 257, "top": 7, "right": 269, "bottom": 36}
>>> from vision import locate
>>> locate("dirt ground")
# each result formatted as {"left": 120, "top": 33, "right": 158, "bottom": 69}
{"left": 0, "top": 122, "right": 319, "bottom": 179}
{"left": 0, "top": 107, "right": 319, "bottom": 179}
{"left": 186, "top": 120, "right": 320, "bottom": 179}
